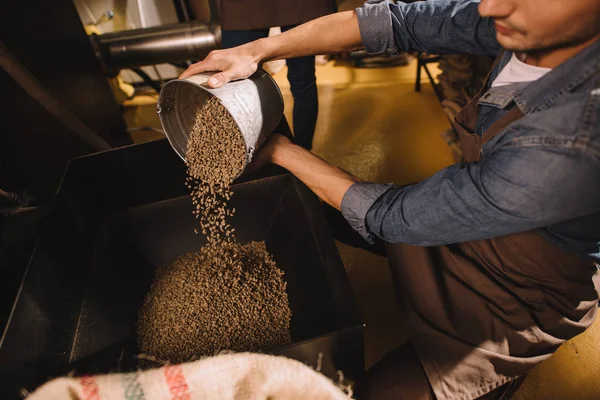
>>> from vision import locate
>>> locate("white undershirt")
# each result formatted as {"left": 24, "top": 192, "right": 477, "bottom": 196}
{"left": 491, "top": 52, "right": 551, "bottom": 88}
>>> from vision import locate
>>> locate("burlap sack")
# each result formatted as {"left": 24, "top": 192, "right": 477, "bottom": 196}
{"left": 28, "top": 353, "right": 352, "bottom": 400}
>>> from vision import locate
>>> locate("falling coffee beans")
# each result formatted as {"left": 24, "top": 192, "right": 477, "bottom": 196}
{"left": 185, "top": 96, "right": 246, "bottom": 244}
{"left": 137, "top": 96, "right": 292, "bottom": 364}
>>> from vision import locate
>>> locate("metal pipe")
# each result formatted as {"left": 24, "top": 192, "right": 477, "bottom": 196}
{"left": 91, "top": 22, "right": 221, "bottom": 73}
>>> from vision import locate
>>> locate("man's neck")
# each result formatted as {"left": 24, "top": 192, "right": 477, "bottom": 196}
{"left": 523, "top": 35, "right": 600, "bottom": 68}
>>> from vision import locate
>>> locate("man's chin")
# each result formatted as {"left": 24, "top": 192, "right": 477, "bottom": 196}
{"left": 497, "top": 31, "right": 600, "bottom": 55}
{"left": 495, "top": 35, "right": 529, "bottom": 52}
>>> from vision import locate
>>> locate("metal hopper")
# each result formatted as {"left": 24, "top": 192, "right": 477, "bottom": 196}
{"left": 0, "top": 132, "right": 364, "bottom": 397}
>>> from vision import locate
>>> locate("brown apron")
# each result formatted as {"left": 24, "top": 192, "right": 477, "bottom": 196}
{"left": 386, "top": 57, "right": 599, "bottom": 400}
{"left": 219, "top": 0, "right": 337, "bottom": 31}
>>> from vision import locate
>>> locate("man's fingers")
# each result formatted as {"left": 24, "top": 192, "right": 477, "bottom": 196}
{"left": 179, "top": 61, "right": 207, "bottom": 79}
{"left": 178, "top": 60, "right": 233, "bottom": 88}
{"left": 207, "top": 71, "right": 233, "bottom": 88}
{"left": 179, "top": 63, "right": 235, "bottom": 88}
{"left": 179, "top": 53, "right": 221, "bottom": 79}
{"left": 178, "top": 46, "right": 258, "bottom": 86}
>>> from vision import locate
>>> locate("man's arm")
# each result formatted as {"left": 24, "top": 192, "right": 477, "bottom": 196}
{"left": 256, "top": 135, "right": 360, "bottom": 210}
{"left": 180, "top": 1, "right": 500, "bottom": 86}
{"left": 180, "top": 11, "right": 362, "bottom": 84}
{"left": 364, "top": 0, "right": 500, "bottom": 56}
{"left": 344, "top": 139, "right": 600, "bottom": 246}
{"left": 259, "top": 132, "right": 600, "bottom": 247}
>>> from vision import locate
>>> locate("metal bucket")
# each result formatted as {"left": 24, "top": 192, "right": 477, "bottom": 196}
{"left": 157, "top": 69, "right": 284, "bottom": 173}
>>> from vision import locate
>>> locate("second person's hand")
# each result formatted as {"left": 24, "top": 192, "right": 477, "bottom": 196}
{"left": 244, "top": 134, "right": 293, "bottom": 175}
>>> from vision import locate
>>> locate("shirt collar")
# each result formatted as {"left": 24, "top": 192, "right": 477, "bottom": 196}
{"left": 479, "top": 82, "right": 531, "bottom": 109}
{"left": 512, "top": 38, "right": 600, "bottom": 114}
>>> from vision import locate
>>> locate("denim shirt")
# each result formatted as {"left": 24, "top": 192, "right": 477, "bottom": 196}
{"left": 342, "top": 0, "right": 600, "bottom": 260}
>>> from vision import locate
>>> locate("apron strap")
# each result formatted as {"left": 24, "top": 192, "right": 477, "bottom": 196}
{"left": 450, "top": 52, "right": 525, "bottom": 163}
{"left": 481, "top": 106, "right": 524, "bottom": 142}
{"left": 454, "top": 53, "right": 507, "bottom": 133}
{"left": 453, "top": 105, "right": 524, "bottom": 164}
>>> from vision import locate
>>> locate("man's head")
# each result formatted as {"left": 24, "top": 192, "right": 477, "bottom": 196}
{"left": 478, "top": 0, "right": 600, "bottom": 55}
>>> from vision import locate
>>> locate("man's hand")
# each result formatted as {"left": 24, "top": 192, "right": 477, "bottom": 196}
{"left": 244, "top": 134, "right": 292, "bottom": 174}
{"left": 179, "top": 42, "right": 262, "bottom": 88}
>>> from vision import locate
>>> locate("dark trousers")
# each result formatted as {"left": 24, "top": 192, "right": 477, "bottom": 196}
{"left": 221, "top": 27, "right": 319, "bottom": 150}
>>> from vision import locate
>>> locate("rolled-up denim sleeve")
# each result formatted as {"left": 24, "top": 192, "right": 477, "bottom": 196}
{"left": 356, "top": 0, "right": 501, "bottom": 56}
{"left": 341, "top": 182, "right": 394, "bottom": 243}
{"left": 342, "top": 141, "right": 600, "bottom": 246}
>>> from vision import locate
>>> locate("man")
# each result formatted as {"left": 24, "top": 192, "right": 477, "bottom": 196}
{"left": 180, "top": 1, "right": 600, "bottom": 399}
{"left": 216, "top": 0, "right": 336, "bottom": 150}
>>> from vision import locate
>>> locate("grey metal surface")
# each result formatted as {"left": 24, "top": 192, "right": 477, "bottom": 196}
{"left": 0, "top": 207, "right": 47, "bottom": 335}
{"left": 158, "top": 69, "right": 284, "bottom": 172}
{"left": 91, "top": 21, "right": 221, "bottom": 72}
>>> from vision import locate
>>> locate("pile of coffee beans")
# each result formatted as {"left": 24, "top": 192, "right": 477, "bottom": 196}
{"left": 137, "top": 96, "right": 292, "bottom": 364}
{"left": 137, "top": 241, "right": 291, "bottom": 363}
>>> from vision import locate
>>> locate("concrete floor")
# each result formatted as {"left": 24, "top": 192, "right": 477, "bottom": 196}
{"left": 123, "top": 58, "right": 600, "bottom": 399}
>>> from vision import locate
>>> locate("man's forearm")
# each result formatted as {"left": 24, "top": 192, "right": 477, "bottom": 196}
{"left": 251, "top": 11, "right": 363, "bottom": 62}
{"left": 271, "top": 142, "right": 359, "bottom": 210}
{"left": 180, "top": 11, "right": 362, "bottom": 83}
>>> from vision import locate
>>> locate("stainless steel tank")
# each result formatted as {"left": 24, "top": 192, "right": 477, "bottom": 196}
{"left": 91, "top": 22, "right": 221, "bottom": 72}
